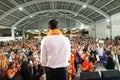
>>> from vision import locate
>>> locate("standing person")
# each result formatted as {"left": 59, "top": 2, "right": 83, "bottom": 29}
{"left": 41, "top": 19, "right": 71, "bottom": 80}
{"left": 68, "top": 52, "right": 76, "bottom": 80}
{"left": 80, "top": 56, "right": 95, "bottom": 72}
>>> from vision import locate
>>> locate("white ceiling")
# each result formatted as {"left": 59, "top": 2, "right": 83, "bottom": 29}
{"left": 0, "top": 0, "right": 120, "bottom": 29}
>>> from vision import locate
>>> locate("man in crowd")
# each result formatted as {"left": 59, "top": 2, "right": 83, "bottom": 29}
{"left": 40, "top": 19, "right": 71, "bottom": 80}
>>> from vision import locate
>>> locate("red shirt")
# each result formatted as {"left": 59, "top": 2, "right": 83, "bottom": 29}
{"left": 7, "top": 69, "right": 16, "bottom": 78}
{"left": 82, "top": 57, "right": 94, "bottom": 72}
{"left": 70, "top": 54, "right": 75, "bottom": 66}
{"left": 68, "top": 65, "right": 76, "bottom": 75}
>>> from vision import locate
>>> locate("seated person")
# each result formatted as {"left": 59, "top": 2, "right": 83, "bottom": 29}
{"left": 105, "top": 56, "right": 115, "bottom": 70}
{"left": 80, "top": 56, "right": 95, "bottom": 72}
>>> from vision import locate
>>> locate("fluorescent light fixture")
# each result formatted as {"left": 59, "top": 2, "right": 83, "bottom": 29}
{"left": 83, "top": 5, "right": 87, "bottom": 8}
{"left": 19, "top": 7, "right": 23, "bottom": 11}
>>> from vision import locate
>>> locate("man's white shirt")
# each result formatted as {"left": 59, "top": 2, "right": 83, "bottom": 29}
{"left": 40, "top": 35, "right": 71, "bottom": 68}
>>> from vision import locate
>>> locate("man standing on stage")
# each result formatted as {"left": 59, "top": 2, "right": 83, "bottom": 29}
{"left": 41, "top": 19, "right": 71, "bottom": 80}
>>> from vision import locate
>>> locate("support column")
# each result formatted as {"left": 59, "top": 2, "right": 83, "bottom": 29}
{"left": 11, "top": 27, "right": 15, "bottom": 40}
{"left": 22, "top": 29, "right": 25, "bottom": 40}
{"left": 109, "top": 17, "right": 112, "bottom": 39}
{"left": 70, "top": 19, "right": 71, "bottom": 40}
{"left": 94, "top": 22, "right": 96, "bottom": 39}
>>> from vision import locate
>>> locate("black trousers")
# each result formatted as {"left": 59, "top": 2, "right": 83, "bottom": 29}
{"left": 74, "top": 62, "right": 78, "bottom": 73}
{"left": 46, "top": 67, "right": 68, "bottom": 80}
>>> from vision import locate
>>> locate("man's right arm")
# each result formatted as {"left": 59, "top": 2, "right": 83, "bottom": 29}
{"left": 67, "top": 38, "right": 71, "bottom": 64}
{"left": 40, "top": 38, "right": 48, "bottom": 67}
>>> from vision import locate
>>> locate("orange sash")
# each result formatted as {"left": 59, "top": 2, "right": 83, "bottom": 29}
{"left": 1, "top": 54, "right": 7, "bottom": 70}
{"left": 47, "top": 29, "right": 62, "bottom": 35}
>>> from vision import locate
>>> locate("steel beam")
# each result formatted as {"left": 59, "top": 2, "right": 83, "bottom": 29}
{"left": 11, "top": 9, "right": 94, "bottom": 29}
{"left": 0, "top": 0, "right": 110, "bottom": 21}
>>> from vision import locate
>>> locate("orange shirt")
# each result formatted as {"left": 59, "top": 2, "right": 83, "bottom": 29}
{"left": 70, "top": 53, "right": 75, "bottom": 66}
{"left": 68, "top": 65, "right": 76, "bottom": 75}
{"left": 81, "top": 56, "right": 94, "bottom": 72}
{"left": 1, "top": 55, "right": 7, "bottom": 70}
{"left": 7, "top": 69, "right": 15, "bottom": 77}
{"left": 68, "top": 54, "right": 76, "bottom": 78}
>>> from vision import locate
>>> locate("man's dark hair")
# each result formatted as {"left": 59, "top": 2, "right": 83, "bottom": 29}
{"left": 49, "top": 19, "right": 58, "bottom": 30}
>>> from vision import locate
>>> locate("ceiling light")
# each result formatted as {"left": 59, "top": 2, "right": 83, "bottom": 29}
{"left": 19, "top": 7, "right": 23, "bottom": 11}
{"left": 83, "top": 5, "right": 87, "bottom": 8}
{"left": 14, "top": 27, "right": 16, "bottom": 29}
{"left": 74, "top": 13, "right": 77, "bottom": 16}
{"left": 106, "top": 19, "right": 110, "bottom": 22}
{"left": 30, "top": 15, "right": 33, "bottom": 18}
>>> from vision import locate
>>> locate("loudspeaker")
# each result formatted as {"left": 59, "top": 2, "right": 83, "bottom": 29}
{"left": 80, "top": 71, "right": 101, "bottom": 80}
{"left": 101, "top": 70, "right": 120, "bottom": 80}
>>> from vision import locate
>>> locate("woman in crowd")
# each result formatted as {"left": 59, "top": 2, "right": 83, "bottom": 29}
{"left": 80, "top": 55, "right": 95, "bottom": 72}
{"left": 6, "top": 62, "right": 18, "bottom": 80}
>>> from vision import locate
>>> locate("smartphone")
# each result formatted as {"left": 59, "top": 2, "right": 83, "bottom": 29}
{"left": 30, "top": 61, "right": 33, "bottom": 64}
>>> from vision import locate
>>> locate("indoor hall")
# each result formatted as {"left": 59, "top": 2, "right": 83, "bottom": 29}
{"left": 0, "top": 0, "right": 120, "bottom": 80}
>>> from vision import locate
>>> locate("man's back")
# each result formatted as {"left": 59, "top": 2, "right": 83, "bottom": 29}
{"left": 41, "top": 35, "right": 71, "bottom": 68}
{"left": 41, "top": 19, "right": 70, "bottom": 80}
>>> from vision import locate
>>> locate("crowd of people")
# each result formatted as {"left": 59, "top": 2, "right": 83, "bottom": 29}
{"left": 69, "top": 36, "right": 120, "bottom": 79}
{"left": 0, "top": 35, "right": 120, "bottom": 80}
{"left": 0, "top": 40, "right": 45, "bottom": 80}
